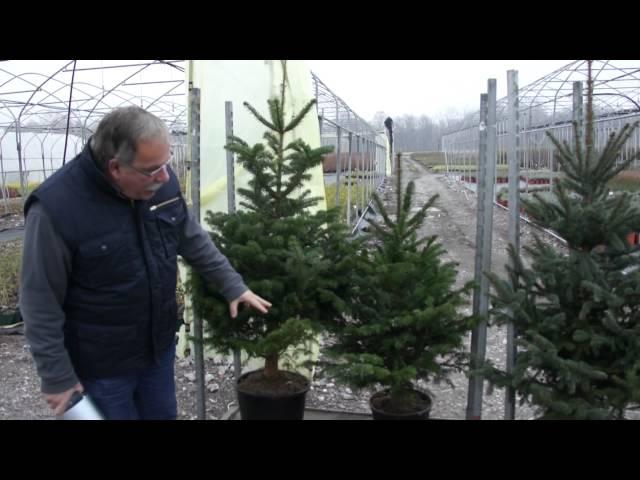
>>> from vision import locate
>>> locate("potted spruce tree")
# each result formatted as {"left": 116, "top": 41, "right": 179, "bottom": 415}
{"left": 187, "top": 61, "right": 355, "bottom": 420}
{"left": 324, "top": 153, "right": 475, "bottom": 420}
{"left": 483, "top": 61, "right": 640, "bottom": 419}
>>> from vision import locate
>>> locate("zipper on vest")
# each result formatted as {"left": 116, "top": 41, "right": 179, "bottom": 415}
{"left": 149, "top": 196, "right": 180, "bottom": 212}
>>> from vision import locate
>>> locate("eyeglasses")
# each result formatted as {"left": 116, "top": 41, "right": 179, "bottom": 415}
{"left": 125, "top": 157, "right": 172, "bottom": 178}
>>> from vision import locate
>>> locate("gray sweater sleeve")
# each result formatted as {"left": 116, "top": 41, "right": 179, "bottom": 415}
{"left": 20, "top": 201, "right": 79, "bottom": 394}
{"left": 178, "top": 207, "right": 248, "bottom": 302}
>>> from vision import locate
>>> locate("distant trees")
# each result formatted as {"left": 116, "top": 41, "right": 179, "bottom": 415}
{"left": 369, "top": 111, "right": 475, "bottom": 153}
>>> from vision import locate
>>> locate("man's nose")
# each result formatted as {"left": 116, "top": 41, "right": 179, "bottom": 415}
{"left": 155, "top": 165, "right": 170, "bottom": 183}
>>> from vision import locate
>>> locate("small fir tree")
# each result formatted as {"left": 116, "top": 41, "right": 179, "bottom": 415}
{"left": 187, "top": 61, "right": 355, "bottom": 390}
{"left": 484, "top": 60, "right": 640, "bottom": 419}
{"left": 324, "top": 153, "right": 475, "bottom": 413}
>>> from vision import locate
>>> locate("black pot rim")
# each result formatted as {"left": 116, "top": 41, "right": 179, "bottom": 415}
{"left": 369, "top": 387, "right": 432, "bottom": 417}
{"left": 237, "top": 368, "right": 311, "bottom": 399}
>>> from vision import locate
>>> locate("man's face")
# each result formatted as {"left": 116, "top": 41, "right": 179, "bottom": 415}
{"left": 107, "top": 138, "right": 171, "bottom": 200}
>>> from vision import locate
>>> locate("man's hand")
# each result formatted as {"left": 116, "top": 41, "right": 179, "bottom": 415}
{"left": 46, "top": 382, "right": 84, "bottom": 416}
{"left": 229, "top": 290, "right": 272, "bottom": 319}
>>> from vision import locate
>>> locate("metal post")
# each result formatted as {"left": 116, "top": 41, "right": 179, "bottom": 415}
{"left": 523, "top": 110, "right": 530, "bottom": 190}
{"left": 335, "top": 126, "right": 342, "bottom": 208}
{"left": 0, "top": 147, "right": 7, "bottom": 214}
{"left": 346, "top": 132, "right": 353, "bottom": 226}
{"left": 377, "top": 144, "right": 382, "bottom": 188}
{"left": 226, "top": 102, "right": 236, "bottom": 215}
{"left": 374, "top": 141, "right": 378, "bottom": 190}
{"left": 466, "top": 79, "right": 497, "bottom": 420}
{"left": 505, "top": 70, "right": 520, "bottom": 420}
{"left": 573, "top": 81, "right": 584, "bottom": 149}
{"left": 370, "top": 140, "right": 374, "bottom": 197}
{"left": 352, "top": 135, "right": 358, "bottom": 219}
{"left": 375, "top": 142, "right": 379, "bottom": 189}
{"left": 377, "top": 144, "right": 382, "bottom": 189}
{"left": 443, "top": 137, "right": 449, "bottom": 176}
{"left": 374, "top": 143, "right": 378, "bottom": 189}
{"left": 367, "top": 139, "right": 373, "bottom": 201}
{"left": 363, "top": 138, "right": 368, "bottom": 203}
{"left": 358, "top": 136, "right": 364, "bottom": 217}
{"left": 314, "top": 78, "right": 319, "bottom": 105}
{"left": 225, "top": 101, "right": 242, "bottom": 384}
{"left": 345, "top": 110, "right": 351, "bottom": 183}
{"left": 40, "top": 140, "right": 47, "bottom": 181}
{"left": 373, "top": 141, "right": 377, "bottom": 192}
{"left": 360, "top": 137, "right": 365, "bottom": 205}
{"left": 15, "top": 126, "right": 26, "bottom": 199}
{"left": 189, "top": 86, "right": 206, "bottom": 420}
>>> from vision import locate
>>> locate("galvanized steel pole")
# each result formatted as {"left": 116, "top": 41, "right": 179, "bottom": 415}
{"left": 335, "top": 126, "right": 342, "bottom": 208}
{"left": 225, "top": 102, "right": 236, "bottom": 215}
{"left": 505, "top": 70, "right": 520, "bottom": 420}
{"left": 346, "top": 132, "right": 353, "bottom": 226}
{"left": 573, "top": 81, "right": 584, "bottom": 144}
{"left": 466, "top": 79, "right": 497, "bottom": 420}
{"left": 225, "top": 101, "right": 242, "bottom": 384}
{"left": 189, "top": 86, "right": 206, "bottom": 420}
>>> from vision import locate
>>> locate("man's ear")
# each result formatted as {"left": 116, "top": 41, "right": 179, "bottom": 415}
{"left": 107, "top": 158, "right": 121, "bottom": 179}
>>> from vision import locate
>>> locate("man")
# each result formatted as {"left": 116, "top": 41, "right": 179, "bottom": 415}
{"left": 20, "top": 106, "right": 271, "bottom": 420}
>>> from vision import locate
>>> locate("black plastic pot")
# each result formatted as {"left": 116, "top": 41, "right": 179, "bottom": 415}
{"left": 0, "top": 308, "right": 20, "bottom": 327}
{"left": 369, "top": 388, "right": 432, "bottom": 420}
{"left": 237, "top": 369, "right": 310, "bottom": 420}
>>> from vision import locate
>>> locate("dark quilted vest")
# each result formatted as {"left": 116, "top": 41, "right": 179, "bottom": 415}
{"left": 25, "top": 142, "right": 186, "bottom": 379}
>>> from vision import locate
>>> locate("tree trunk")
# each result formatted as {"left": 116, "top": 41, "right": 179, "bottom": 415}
{"left": 264, "top": 353, "right": 279, "bottom": 378}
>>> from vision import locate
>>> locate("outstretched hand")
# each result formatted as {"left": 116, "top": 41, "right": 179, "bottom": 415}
{"left": 229, "top": 290, "right": 272, "bottom": 319}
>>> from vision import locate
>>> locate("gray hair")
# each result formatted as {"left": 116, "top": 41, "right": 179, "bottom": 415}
{"left": 91, "top": 106, "right": 170, "bottom": 169}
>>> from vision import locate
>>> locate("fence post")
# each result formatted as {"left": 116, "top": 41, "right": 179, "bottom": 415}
{"left": 505, "top": 70, "right": 520, "bottom": 420}
{"left": 466, "top": 78, "right": 497, "bottom": 420}
{"left": 189, "top": 86, "right": 206, "bottom": 420}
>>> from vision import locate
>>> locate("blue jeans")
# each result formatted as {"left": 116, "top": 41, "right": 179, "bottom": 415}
{"left": 80, "top": 343, "right": 177, "bottom": 420}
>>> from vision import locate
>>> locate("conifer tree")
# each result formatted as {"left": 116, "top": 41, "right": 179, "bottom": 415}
{"left": 325, "top": 153, "right": 475, "bottom": 413}
{"left": 188, "top": 61, "right": 355, "bottom": 386}
{"left": 484, "top": 61, "right": 640, "bottom": 419}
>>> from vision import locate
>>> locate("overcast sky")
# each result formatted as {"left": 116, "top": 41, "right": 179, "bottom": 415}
{"left": 306, "top": 60, "right": 573, "bottom": 121}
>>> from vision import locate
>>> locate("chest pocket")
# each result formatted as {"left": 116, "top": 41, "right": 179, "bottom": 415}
{"left": 74, "top": 231, "right": 134, "bottom": 289}
{"left": 152, "top": 199, "right": 185, "bottom": 260}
